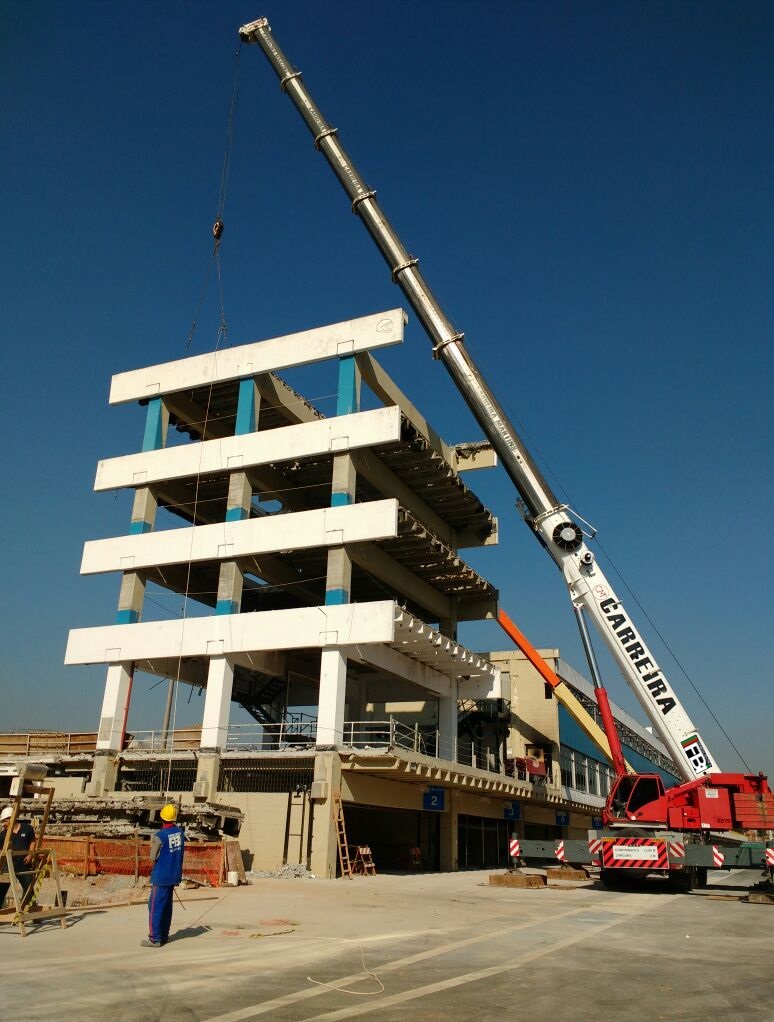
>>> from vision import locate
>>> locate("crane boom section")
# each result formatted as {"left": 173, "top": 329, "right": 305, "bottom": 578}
{"left": 240, "top": 17, "right": 717, "bottom": 782}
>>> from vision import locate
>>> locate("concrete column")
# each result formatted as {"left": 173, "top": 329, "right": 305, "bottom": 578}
{"left": 91, "top": 400, "right": 168, "bottom": 795}
{"left": 316, "top": 648, "right": 347, "bottom": 747}
{"left": 194, "top": 656, "right": 235, "bottom": 801}
{"left": 352, "top": 677, "right": 368, "bottom": 726}
{"left": 235, "top": 377, "right": 259, "bottom": 436}
{"left": 87, "top": 662, "right": 133, "bottom": 795}
{"left": 129, "top": 486, "right": 158, "bottom": 535}
{"left": 141, "top": 397, "right": 170, "bottom": 453}
{"left": 116, "top": 572, "right": 145, "bottom": 624}
{"left": 439, "top": 787, "right": 459, "bottom": 872}
{"left": 200, "top": 656, "right": 235, "bottom": 750}
{"left": 326, "top": 356, "right": 358, "bottom": 602}
{"left": 309, "top": 752, "right": 342, "bottom": 878}
{"left": 438, "top": 601, "right": 459, "bottom": 641}
{"left": 438, "top": 676, "right": 459, "bottom": 764}
{"left": 216, "top": 560, "right": 245, "bottom": 615}
{"left": 216, "top": 380, "right": 257, "bottom": 614}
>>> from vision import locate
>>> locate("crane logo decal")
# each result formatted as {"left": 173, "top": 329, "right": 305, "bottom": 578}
{"left": 681, "top": 734, "right": 711, "bottom": 774}
{"left": 598, "top": 596, "right": 677, "bottom": 715}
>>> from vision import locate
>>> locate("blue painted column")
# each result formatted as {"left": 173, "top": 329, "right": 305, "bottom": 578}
{"left": 325, "top": 356, "right": 360, "bottom": 605}
{"left": 118, "top": 398, "right": 169, "bottom": 622}
{"left": 216, "top": 379, "right": 258, "bottom": 614}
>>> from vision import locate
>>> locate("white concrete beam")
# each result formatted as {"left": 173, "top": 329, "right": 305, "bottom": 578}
{"left": 65, "top": 600, "right": 397, "bottom": 665}
{"left": 458, "top": 669, "right": 503, "bottom": 701}
{"left": 109, "top": 310, "right": 406, "bottom": 405}
{"left": 354, "top": 350, "right": 452, "bottom": 464}
{"left": 95, "top": 407, "right": 401, "bottom": 492}
{"left": 450, "top": 442, "right": 498, "bottom": 472}
{"left": 81, "top": 500, "right": 399, "bottom": 575}
{"left": 345, "top": 642, "right": 451, "bottom": 698}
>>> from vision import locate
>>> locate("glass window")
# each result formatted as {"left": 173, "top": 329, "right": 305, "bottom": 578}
{"left": 560, "top": 749, "right": 573, "bottom": 788}
{"left": 588, "top": 760, "right": 599, "bottom": 796}
{"left": 574, "top": 753, "right": 587, "bottom": 792}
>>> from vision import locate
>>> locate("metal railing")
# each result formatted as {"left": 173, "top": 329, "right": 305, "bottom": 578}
{"left": 4, "top": 718, "right": 509, "bottom": 779}
{"left": 225, "top": 716, "right": 317, "bottom": 751}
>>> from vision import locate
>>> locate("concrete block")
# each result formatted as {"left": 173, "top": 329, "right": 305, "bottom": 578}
{"left": 489, "top": 872, "right": 547, "bottom": 889}
{"left": 746, "top": 889, "right": 774, "bottom": 905}
{"left": 545, "top": 866, "right": 590, "bottom": 882}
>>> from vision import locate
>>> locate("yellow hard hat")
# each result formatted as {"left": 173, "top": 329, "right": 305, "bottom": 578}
{"left": 160, "top": 804, "right": 177, "bottom": 822}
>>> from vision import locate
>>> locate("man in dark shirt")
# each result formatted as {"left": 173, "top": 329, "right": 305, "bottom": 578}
{"left": 141, "top": 803, "right": 185, "bottom": 947}
{"left": 0, "top": 806, "right": 36, "bottom": 909}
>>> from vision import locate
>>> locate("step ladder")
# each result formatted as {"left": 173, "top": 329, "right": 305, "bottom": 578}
{"left": 332, "top": 792, "right": 353, "bottom": 878}
{"left": 352, "top": 845, "right": 376, "bottom": 876}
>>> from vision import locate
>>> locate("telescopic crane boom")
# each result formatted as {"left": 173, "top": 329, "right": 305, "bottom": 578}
{"left": 239, "top": 16, "right": 716, "bottom": 783}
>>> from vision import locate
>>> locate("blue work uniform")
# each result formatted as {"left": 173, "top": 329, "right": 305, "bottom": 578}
{"left": 147, "top": 823, "right": 185, "bottom": 945}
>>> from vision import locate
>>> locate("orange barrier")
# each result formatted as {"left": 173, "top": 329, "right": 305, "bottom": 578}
{"left": 42, "top": 836, "right": 226, "bottom": 887}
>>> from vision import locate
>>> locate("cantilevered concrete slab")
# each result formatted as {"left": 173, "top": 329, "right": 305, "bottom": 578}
{"left": 95, "top": 406, "right": 402, "bottom": 492}
{"left": 65, "top": 601, "right": 398, "bottom": 664}
{"left": 80, "top": 500, "right": 400, "bottom": 575}
{"left": 109, "top": 309, "right": 406, "bottom": 404}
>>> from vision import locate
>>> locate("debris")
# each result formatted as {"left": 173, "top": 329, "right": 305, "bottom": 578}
{"left": 247, "top": 864, "right": 316, "bottom": 880}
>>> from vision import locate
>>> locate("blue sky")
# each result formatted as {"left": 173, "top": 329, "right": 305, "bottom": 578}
{"left": 1, "top": 1, "right": 772, "bottom": 775}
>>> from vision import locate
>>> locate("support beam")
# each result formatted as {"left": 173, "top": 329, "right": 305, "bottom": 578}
{"left": 347, "top": 541, "right": 451, "bottom": 621}
{"left": 254, "top": 372, "right": 321, "bottom": 426}
{"left": 346, "top": 642, "right": 451, "bottom": 697}
{"left": 163, "top": 393, "right": 231, "bottom": 441}
{"left": 355, "top": 350, "right": 452, "bottom": 463}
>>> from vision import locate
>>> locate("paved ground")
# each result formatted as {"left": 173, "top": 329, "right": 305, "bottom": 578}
{"left": 2, "top": 870, "right": 773, "bottom": 1022}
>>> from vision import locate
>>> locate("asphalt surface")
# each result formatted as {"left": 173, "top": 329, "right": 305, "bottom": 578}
{"left": 2, "top": 870, "right": 773, "bottom": 1022}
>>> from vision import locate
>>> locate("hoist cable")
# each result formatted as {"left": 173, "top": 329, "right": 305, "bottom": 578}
{"left": 463, "top": 336, "right": 749, "bottom": 769}
{"left": 591, "top": 537, "right": 752, "bottom": 772}
{"left": 185, "top": 43, "right": 242, "bottom": 352}
{"left": 162, "top": 46, "right": 243, "bottom": 791}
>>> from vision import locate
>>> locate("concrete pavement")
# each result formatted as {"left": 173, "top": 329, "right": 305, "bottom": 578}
{"left": 1, "top": 870, "right": 772, "bottom": 1022}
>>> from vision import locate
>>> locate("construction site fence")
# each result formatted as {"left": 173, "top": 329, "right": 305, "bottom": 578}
{"left": 0, "top": 729, "right": 203, "bottom": 756}
{"left": 41, "top": 836, "right": 227, "bottom": 887}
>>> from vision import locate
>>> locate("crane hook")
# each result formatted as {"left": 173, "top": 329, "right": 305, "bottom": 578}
{"left": 212, "top": 218, "right": 225, "bottom": 243}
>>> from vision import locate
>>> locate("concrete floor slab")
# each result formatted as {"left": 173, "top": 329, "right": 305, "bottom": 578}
{"left": 1, "top": 870, "right": 772, "bottom": 1021}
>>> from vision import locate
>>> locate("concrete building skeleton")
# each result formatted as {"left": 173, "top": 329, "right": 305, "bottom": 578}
{"left": 62, "top": 309, "right": 679, "bottom": 875}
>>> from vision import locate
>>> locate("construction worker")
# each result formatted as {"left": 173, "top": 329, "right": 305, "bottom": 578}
{"left": 142, "top": 803, "right": 185, "bottom": 947}
{"left": 0, "top": 806, "right": 36, "bottom": 909}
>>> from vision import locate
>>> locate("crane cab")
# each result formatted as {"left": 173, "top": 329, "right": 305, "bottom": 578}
{"left": 604, "top": 773, "right": 667, "bottom": 826}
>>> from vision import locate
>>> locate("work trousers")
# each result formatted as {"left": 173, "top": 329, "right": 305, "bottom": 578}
{"left": 148, "top": 883, "right": 175, "bottom": 944}
{"left": 0, "top": 859, "right": 34, "bottom": 909}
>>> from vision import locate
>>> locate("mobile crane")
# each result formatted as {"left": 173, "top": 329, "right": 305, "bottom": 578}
{"left": 239, "top": 18, "right": 774, "bottom": 886}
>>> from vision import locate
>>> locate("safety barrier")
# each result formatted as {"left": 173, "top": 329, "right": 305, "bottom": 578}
{"left": 41, "top": 837, "right": 226, "bottom": 887}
